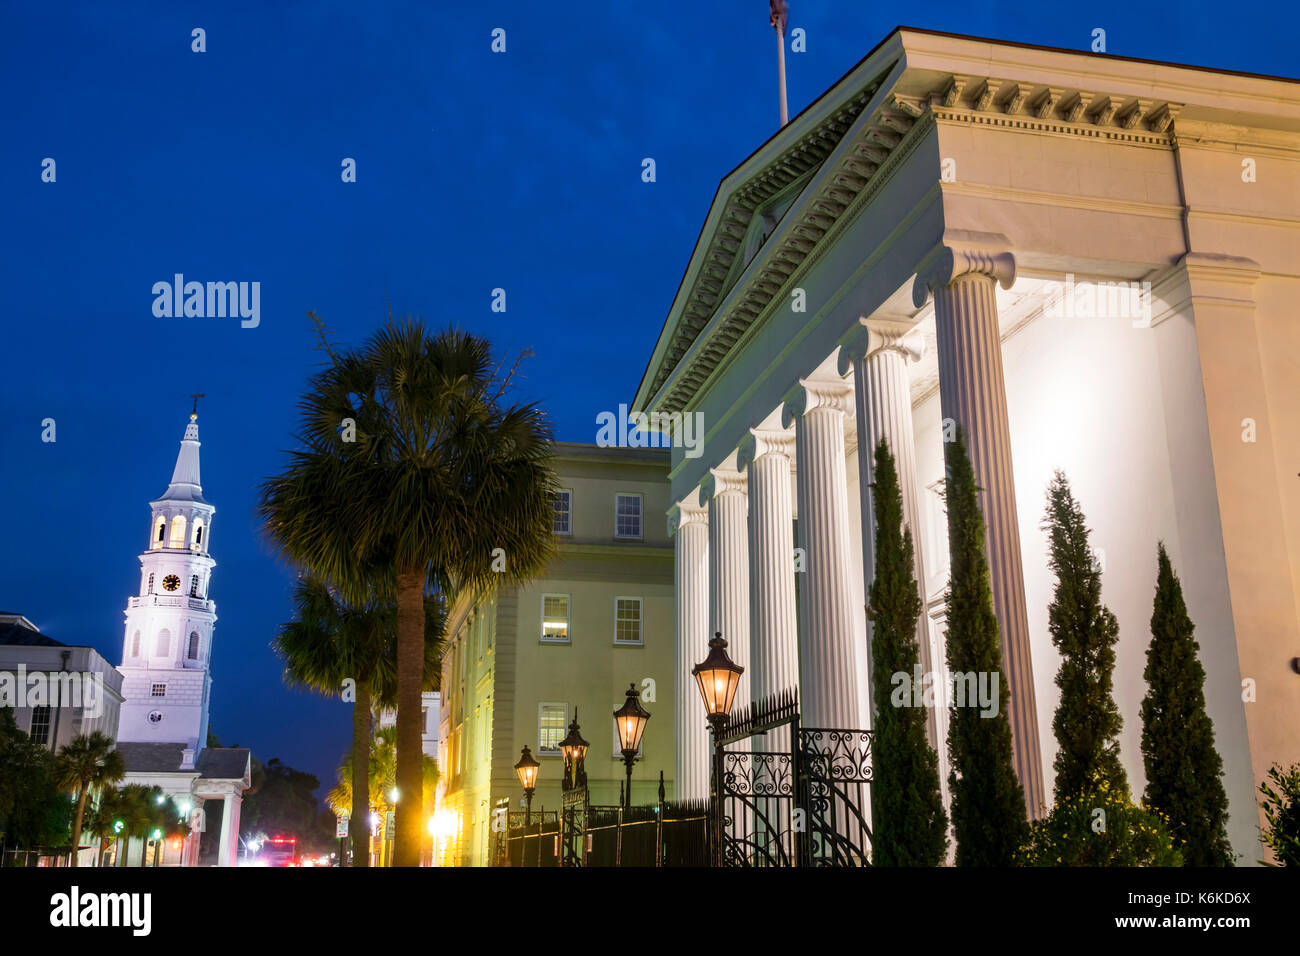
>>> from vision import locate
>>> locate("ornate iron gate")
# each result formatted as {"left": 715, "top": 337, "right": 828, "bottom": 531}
{"left": 799, "top": 728, "right": 873, "bottom": 866}
{"left": 716, "top": 691, "right": 873, "bottom": 867}
{"left": 560, "top": 786, "right": 587, "bottom": 867}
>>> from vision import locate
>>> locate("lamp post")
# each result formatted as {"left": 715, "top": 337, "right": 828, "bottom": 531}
{"left": 613, "top": 684, "right": 651, "bottom": 809}
{"left": 514, "top": 745, "right": 540, "bottom": 827}
{"left": 384, "top": 787, "right": 399, "bottom": 867}
{"left": 692, "top": 631, "right": 744, "bottom": 867}
{"left": 558, "top": 711, "right": 589, "bottom": 794}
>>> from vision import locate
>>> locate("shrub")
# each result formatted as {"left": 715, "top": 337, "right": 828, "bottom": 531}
{"left": 1018, "top": 784, "right": 1184, "bottom": 866}
{"left": 1259, "top": 762, "right": 1300, "bottom": 867}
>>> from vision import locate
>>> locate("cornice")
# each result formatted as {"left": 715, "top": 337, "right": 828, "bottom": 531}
{"left": 924, "top": 72, "right": 1182, "bottom": 141}
{"left": 639, "top": 28, "right": 1296, "bottom": 419}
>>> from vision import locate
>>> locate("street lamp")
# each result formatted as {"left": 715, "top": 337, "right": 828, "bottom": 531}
{"left": 384, "top": 788, "right": 399, "bottom": 867}
{"left": 692, "top": 631, "right": 744, "bottom": 867}
{"left": 613, "top": 683, "right": 651, "bottom": 808}
{"left": 514, "top": 745, "right": 540, "bottom": 826}
{"left": 558, "top": 711, "right": 589, "bottom": 794}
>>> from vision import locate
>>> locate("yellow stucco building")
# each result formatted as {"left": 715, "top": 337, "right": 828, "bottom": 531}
{"left": 434, "top": 442, "right": 675, "bottom": 866}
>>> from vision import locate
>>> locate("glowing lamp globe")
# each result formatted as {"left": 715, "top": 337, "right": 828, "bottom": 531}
{"left": 692, "top": 632, "right": 744, "bottom": 724}
{"left": 514, "top": 745, "right": 540, "bottom": 792}
{"left": 613, "top": 683, "right": 651, "bottom": 754}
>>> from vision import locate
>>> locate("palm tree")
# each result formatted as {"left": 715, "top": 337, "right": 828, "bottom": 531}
{"left": 327, "top": 726, "right": 439, "bottom": 865}
{"left": 54, "top": 732, "right": 125, "bottom": 867}
{"left": 92, "top": 784, "right": 168, "bottom": 867}
{"left": 261, "top": 316, "right": 556, "bottom": 865}
{"left": 273, "top": 574, "right": 445, "bottom": 866}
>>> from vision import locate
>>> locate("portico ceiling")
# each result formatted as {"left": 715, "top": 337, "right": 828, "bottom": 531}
{"left": 634, "top": 26, "right": 1299, "bottom": 419}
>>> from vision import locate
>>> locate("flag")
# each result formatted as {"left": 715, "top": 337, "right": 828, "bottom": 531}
{"left": 770, "top": 0, "right": 788, "bottom": 33}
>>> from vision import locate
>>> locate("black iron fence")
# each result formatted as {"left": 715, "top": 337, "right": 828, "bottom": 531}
{"left": 578, "top": 800, "right": 711, "bottom": 867}
{"left": 492, "top": 690, "right": 872, "bottom": 868}
{"left": 497, "top": 811, "right": 561, "bottom": 867}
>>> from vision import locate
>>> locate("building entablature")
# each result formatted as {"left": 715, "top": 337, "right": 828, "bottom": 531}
{"left": 634, "top": 27, "right": 1300, "bottom": 426}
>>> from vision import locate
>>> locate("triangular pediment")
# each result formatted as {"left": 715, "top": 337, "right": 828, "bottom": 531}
{"left": 635, "top": 41, "right": 909, "bottom": 410}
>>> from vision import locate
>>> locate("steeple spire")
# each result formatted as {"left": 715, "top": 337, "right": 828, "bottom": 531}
{"left": 158, "top": 407, "right": 206, "bottom": 504}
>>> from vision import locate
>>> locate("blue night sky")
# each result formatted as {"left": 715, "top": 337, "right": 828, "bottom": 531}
{"left": 1, "top": 1, "right": 1293, "bottom": 794}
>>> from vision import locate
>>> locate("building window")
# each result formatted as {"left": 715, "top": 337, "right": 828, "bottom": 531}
{"left": 156, "top": 629, "right": 170, "bottom": 657}
{"left": 169, "top": 515, "right": 187, "bottom": 549}
{"left": 190, "top": 575, "right": 200, "bottom": 598}
{"left": 29, "top": 706, "right": 51, "bottom": 746}
{"left": 188, "top": 631, "right": 200, "bottom": 659}
{"left": 614, "top": 597, "right": 643, "bottom": 645}
{"left": 154, "top": 518, "right": 166, "bottom": 546}
{"left": 194, "top": 521, "right": 204, "bottom": 546}
{"left": 552, "top": 490, "right": 572, "bottom": 535}
{"left": 615, "top": 494, "right": 643, "bottom": 539}
{"left": 151, "top": 683, "right": 167, "bottom": 698}
{"left": 541, "top": 594, "right": 569, "bottom": 643}
{"left": 147, "top": 573, "right": 154, "bottom": 595}
{"left": 538, "top": 703, "right": 567, "bottom": 755}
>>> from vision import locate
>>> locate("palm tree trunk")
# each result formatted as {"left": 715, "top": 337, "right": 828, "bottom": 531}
{"left": 70, "top": 786, "right": 88, "bottom": 868}
{"left": 351, "top": 682, "right": 372, "bottom": 867}
{"left": 394, "top": 569, "right": 425, "bottom": 867}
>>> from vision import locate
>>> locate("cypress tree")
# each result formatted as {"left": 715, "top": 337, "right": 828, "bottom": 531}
{"left": 1141, "top": 544, "right": 1233, "bottom": 866}
{"left": 868, "top": 438, "right": 948, "bottom": 866}
{"left": 943, "top": 427, "right": 1028, "bottom": 865}
{"left": 1043, "top": 471, "right": 1127, "bottom": 799}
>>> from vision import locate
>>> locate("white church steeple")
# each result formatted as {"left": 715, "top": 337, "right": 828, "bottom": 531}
{"left": 117, "top": 407, "right": 218, "bottom": 756}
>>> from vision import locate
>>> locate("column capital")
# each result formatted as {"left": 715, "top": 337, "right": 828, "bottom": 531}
{"left": 781, "top": 377, "right": 853, "bottom": 428}
{"left": 911, "top": 229, "right": 1016, "bottom": 308}
{"left": 736, "top": 427, "right": 795, "bottom": 472}
{"left": 699, "top": 465, "right": 748, "bottom": 502}
{"left": 836, "top": 318, "right": 925, "bottom": 375}
{"left": 666, "top": 495, "right": 708, "bottom": 536}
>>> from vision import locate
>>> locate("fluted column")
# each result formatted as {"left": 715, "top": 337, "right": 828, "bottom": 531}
{"left": 217, "top": 791, "right": 241, "bottom": 867}
{"left": 737, "top": 428, "right": 799, "bottom": 703}
{"left": 838, "top": 321, "right": 934, "bottom": 743}
{"left": 700, "top": 466, "right": 750, "bottom": 678}
{"left": 913, "top": 230, "right": 1044, "bottom": 816}
{"left": 669, "top": 495, "right": 710, "bottom": 802}
{"left": 782, "top": 379, "right": 861, "bottom": 728}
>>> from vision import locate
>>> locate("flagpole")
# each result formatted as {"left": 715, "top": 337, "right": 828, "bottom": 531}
{"left": 771, "top": 1, "right": 789, "bottom": 127}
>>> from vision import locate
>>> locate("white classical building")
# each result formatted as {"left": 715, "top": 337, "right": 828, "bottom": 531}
{"left": 640, "top": 27, "right": 1300, "bottom": 862}
{"left": 115, "top": 411, "right": 250, "bottom": 866}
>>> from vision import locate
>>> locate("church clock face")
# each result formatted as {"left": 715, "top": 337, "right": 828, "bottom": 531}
{"left": 148, "top": 710, "right": 163, "bottom": 723}
{"left": 163, "top": 574, "right": 181, "bottom": 592}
